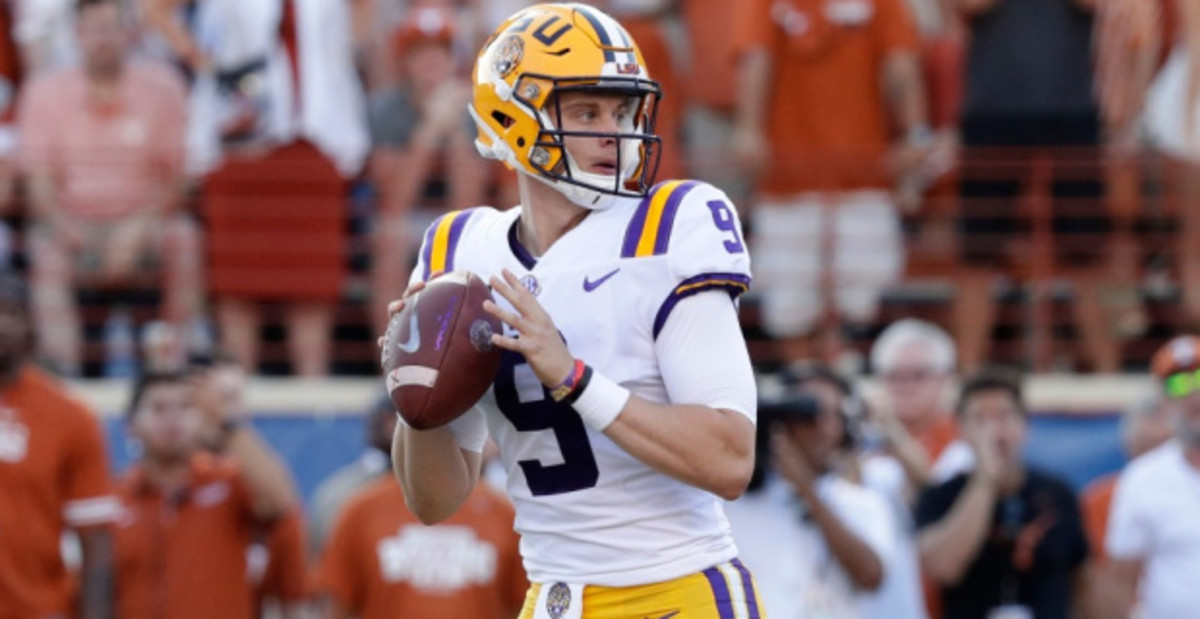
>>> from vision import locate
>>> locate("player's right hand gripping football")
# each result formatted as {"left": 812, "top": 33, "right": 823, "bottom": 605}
{"left": 483, "top": 269, "right": 575, "bottom": 389}
{"left": 376, "top": 279, "right": 427, "bottom": 350}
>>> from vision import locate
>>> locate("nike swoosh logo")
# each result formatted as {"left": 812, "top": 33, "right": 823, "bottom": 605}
{"left": 397, "top": 296, "right": 421, "bottom": 353}
{"left": 583, "top": 268, "right": 620, "bottom": 292}
{"left": 645, "top": 612, "right": 680, "bottom": 619}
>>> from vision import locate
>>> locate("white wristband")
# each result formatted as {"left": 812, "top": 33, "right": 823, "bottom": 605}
{"left": 572, "top": 369, "right": 630, "bottom": 432}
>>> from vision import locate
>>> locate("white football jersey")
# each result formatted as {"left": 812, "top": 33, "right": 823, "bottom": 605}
{"left": 410, "top": 180, "right": 754, "bottom": 586}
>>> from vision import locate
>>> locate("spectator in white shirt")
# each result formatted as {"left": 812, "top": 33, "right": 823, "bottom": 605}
{"left": 728, "top": 366, "right": 896, "bottom": 619}
{"left": 1106, "top": 335, "right": 1200, "bottom": 619}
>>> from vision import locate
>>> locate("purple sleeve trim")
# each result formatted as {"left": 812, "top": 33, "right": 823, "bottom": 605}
{"left": 652, "top": 272, "right": 751, "bottom": 338}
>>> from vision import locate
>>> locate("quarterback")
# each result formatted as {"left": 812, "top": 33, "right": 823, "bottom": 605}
{"left": 388, "top": 4, "right": 763, "bottom": 618}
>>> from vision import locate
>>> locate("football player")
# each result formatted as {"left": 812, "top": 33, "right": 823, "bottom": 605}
{"left": 387, "top": 4, "right": 763, "bottom": 618}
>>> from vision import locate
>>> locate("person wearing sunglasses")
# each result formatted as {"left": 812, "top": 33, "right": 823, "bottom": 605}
{"left": 1105, "top": 336, "right": 1200, "bottom": 619}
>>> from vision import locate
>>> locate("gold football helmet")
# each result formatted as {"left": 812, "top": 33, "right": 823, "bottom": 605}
{"left": 470, "top": 3, "right": 662, "bottom": 210}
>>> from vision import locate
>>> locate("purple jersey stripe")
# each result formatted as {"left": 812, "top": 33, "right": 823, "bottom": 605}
{"left": 507, "top": 221, "right": 538, "bottom": 269}
{"left": 652, "top": 272, "right": 752, "bottom": 338}
{"left": 732, "top": 558, "right": 762, "bottom": 619}
{"left": 443, "top": 209, "right": 474, "bottom": 273}
{"left": 621, "top": 183, "right": 665, "bottom": 258}
{"left": 703, "top": 567, "right": 736, "bottom": 619}
{"left": 651, "top": 180, "right": 697, "bottom": 255}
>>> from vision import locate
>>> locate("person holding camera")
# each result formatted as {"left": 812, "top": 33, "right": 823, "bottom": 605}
{"left": 728, "top": 366, "right": 897, "bottom": 618}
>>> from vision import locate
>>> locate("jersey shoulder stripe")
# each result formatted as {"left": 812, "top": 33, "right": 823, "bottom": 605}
{"left": 652, "top": 271, "right": 752, "bottom": 338}
{"left": 420, "top": 208, "right": 477, "bottom": 279}
{"left": 620, "top": 179, "right": 700, "bottom": 258}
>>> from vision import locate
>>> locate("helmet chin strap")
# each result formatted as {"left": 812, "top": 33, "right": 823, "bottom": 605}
{"left": 528, "top": 109, "right": 644, "bottom": 211}
{"left": 524, "top": 166, "right": 620, "bottom": 211}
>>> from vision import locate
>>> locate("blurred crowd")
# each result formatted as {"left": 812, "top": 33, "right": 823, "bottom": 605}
{"left": 6, "top": 258, "right": 1200, "bottom": 618}
{"left": 0, "top": 0, "right": 1193, "bottom": 378}
{"left": 7, "top": 0, "right": 1200, "bottom": 617}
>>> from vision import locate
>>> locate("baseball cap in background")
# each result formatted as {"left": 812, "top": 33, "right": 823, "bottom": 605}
{"left": 393, "top": 7, "right": 456, "bottom": 54}
{"left": 1151, "top": 335, "right": 1200, "bottom": 379}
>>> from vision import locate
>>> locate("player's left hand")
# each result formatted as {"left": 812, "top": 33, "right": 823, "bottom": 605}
{"left": 484, "top": 268, "right": 575, "bottom": 389}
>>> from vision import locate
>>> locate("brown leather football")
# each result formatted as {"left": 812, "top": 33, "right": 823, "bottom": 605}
{"left": 381, "top": 271, "right": 503, "bottom": 429}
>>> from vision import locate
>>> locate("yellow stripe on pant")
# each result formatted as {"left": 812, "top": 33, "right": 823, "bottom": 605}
{"left": 518, "top": 559, "right": 765, "bottom": 619}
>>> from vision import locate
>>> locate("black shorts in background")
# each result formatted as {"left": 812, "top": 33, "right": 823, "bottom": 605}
{"left": 958, "top": 114, "right": 1108, "bottom": 270}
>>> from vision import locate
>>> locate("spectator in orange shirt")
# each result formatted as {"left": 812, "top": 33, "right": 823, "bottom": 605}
{"left": 681, "top": 0, "right": 746, "bottom": 200}
{"left": 188, "top": 350, "right": 299, "bottom": 516}
{"left": 317, "top": 476, "right": 527, "bottom": 619}
{"left": 187, "top": 350, "right": 307, "bottom": 615}
{"left": 0, "top": 272, "right": 119, "bottom": 619}
{"left": 1080, "top": 391, "right": 1173, "bottom": 561}
{"left": 114, "top": 371, "right": 297, "bottom": 619}
{"left": 18, "top": 0, "right": 200, "bottom": 376}
{"left": 733, "top": 0, "right": 935, "bottom": 368}
{"left": 250, "top": 510, "right": 312, "bottom": 619}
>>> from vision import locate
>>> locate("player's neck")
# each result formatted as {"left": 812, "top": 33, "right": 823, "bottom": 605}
{"left": 517, "top": 175, "right": 589, "bottom": 256}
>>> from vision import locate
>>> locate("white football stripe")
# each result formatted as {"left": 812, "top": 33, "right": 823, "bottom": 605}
{"left": 388, "top": 366, "right": 438, "bottom": 390}
{"left": 436, "top": 271, "right": 470, "bottom": 286}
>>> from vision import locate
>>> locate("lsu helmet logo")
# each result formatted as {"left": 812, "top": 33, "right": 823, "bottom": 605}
{"left": 492, "top": 35, "right": 524, "bottom": 78}
{"left": 615, "top": 62, "right": 640, "bottom": 75}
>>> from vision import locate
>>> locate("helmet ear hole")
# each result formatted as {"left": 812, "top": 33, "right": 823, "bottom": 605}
{"left": 517, "top": 137, "right": 526, "bottom": 147}
{"left": 491, "top": 110, "right": 515, "bottom": 129}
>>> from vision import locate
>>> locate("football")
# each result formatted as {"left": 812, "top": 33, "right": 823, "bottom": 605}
{"left": 381, "top": 271, "right": 504, "bottom": 429}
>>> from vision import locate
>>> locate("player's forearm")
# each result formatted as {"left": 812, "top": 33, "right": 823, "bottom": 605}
{"left": 78, "top": 528, "right": 115, "bottom": 619}
{"left": 391, "top": 423, "right": 481, "bottom": 524}
{"left": 604, "top": 400, "right": 754, "bottom": 500}
{"left": 918, "top": 476, "right": 996, "bottom": 584}
{"left": 224, "top": 425, "right": 300, "bottom": 520}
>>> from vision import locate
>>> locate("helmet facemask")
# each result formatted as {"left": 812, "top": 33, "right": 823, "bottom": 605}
{"left": 515, "top": 74, "right": 662, "bottom": 210}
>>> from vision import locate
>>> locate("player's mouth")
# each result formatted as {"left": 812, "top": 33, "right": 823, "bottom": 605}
{"left": 590, "top": 159, "right": 618, "bottom": 175}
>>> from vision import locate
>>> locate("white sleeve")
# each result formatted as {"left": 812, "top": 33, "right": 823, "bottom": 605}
{"left": 654, "top": 289, "right": 757, "bottom": 422}
{"left": 1106, "top": 469, "right": 1153, "bottom": 560}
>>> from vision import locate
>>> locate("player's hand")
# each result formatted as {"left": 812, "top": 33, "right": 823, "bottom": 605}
{"left": 771, "top": 429, "right": 819, "bottom": 500}
{"left": 483, "top": 268, "right": 575, "bottom": 388}
{"left": 375, "top": 279, "right": 428, "bottom": 349}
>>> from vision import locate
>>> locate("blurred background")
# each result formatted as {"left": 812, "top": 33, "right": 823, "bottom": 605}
{"left": 3, "top": 0, "right": 1196, "bottom": 616}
